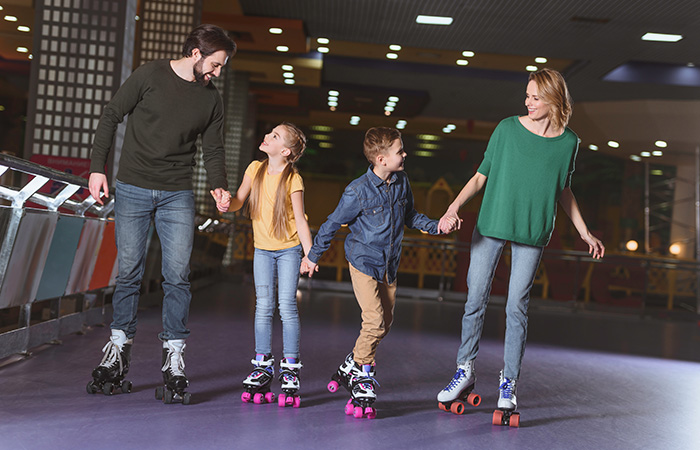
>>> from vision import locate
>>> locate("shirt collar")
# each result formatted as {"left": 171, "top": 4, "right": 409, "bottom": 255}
{"left": 366, "top": 165, "right": 397, "bottom": 187}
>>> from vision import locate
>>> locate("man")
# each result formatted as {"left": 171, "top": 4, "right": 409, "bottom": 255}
{"left": 86, "top": 24, "right": 235, "bottom": 402}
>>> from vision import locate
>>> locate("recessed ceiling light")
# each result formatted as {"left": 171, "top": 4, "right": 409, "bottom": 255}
{"left": 17, "top": 25, "right": 30, "bottom": 32}
{"left": 462, "top": 51, "right": 475, "bottom": 57}
{"left": 417, "top": 134, "right": 440, "bottom": 141}
{"left": 416, "top": 15, "right": 453, "bottom": 25}
{"left": 283, "top": 72, "right": 294, "bottom": 78}
{"left": 526, "top": 65, "right": 538, "bottom": 72}
{"left": 588, "top": 144, "right": 599, "bottom": 151}
{"left": 630, "top": 155, "right": 642, "bottom": 161}
{"left": 328, "top": 90, "right": 339, "bottom": 96}
{"left": 418, "top": 143, "right": 440, "bottom": 150}
{"left": 386, "top": 101, "right": 396, "bottom": 107}
{"left": 389, "top": 44, "right": 402, "bottom": 51}
{"left": 310, "top": 126, "right": 334, "bottom": 132}
{"left": 318, "top": 47, "right": 329, "bottom": 53}
{"left": 328, "top": 95, "right": 338, "bottom": 101}
{"left": 654, "top": 140, "right": 667, "bottom": 148}
{"left": 328, "top": 101, "right": 338, "bottom": 107}
{"left": 276, "top": 46, "right": 289, "bottom": 52}
{"left": 640, "top": 151, "right": 651, "bottom": 157}
{"left": 281, "top": 65, "right": 293, "bottom": 71}
{"left": 642, "top": 32, "right": 683, "bottom": 42}
{"left": 269, "top": 27, "right": 283, "bottom": 34}
{"left": 415, "top": 150, "right": 435, "bottom": 157}
{"left": 284, "top": 79, "right": 295, "bottom": 85}
{"left": 535, "top": 57, "right": 548, "bottom": 64}
{"left": 442, "top": 127, "right": 452, "bottom": 133}
{"left": 607, "top": 140, "right": 620, "bottom": 148}
{"left": 388, "top": 96, "right": 399, "bottom": 102}
{"left": 386, "top": 53, "right": 398, "bottom": 59}
{"left": 16, "top": 47, "right": 28, "bottom": 53}
{"left": 4, "top": 15, "right": 18, "bottom": 22}
{"left": 384, "top": 106, "right": 395, "bottom": 112}
{"left": 446, "top": 124, "right": 456, "bottom": 130}
{"left": 319, "top": 142, "right": 334, "bottom": 149}
{"left": 310, "top": 134, "right": 331, "bottom": 141}
{"left": 652, "top": 151, "right": 663, "bottom": 156}
{"left": 456, "top": 59, "right": 469, "bottom": 66}
{"left": 317, "top": 37, "right": 330, "bottom": 44}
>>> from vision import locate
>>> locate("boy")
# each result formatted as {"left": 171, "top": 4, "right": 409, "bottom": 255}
{"left": 301, "top": 127, "right": 455, "bottom": 418}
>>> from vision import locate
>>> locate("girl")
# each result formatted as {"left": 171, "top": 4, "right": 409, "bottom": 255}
{"left": 435, "top": 69, "right": 605, "bottom": 426}
{"left": 211, "top": 122, "right": 311, "bottom": 407}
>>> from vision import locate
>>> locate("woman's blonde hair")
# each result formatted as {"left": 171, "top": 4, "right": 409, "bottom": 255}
{"left": 528, "top": 68, "right": 573, "bottom": 131}
{"left": 248, "top": 122, "right": 306, "bottom": 240}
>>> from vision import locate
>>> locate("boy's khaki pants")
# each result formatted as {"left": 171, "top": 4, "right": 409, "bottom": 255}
{"left": 349, "top": 263, "right": 397, "bottom": 365}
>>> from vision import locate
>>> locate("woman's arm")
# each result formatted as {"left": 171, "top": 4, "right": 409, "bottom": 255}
{"left": 438, "top": 172, "right": 487, "bottom": 233}
{"left": 558, "top": 187, "right": 605, "bottom": 259}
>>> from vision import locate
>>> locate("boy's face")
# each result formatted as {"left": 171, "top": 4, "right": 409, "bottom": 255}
{"left": 380, "top": 138, "right": 406, "bottom": 172}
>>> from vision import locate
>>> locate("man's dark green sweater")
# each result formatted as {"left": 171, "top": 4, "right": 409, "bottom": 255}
{"left": 90, "top": 59, "right": 228, "bottom": 191}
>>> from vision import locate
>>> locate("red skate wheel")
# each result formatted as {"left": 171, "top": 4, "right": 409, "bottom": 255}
{"left": 278, "top": 394, "right": 286, "bottom": 407}
{"left": 365, "top": 407, "right": 376, "bottom": 419}
{"left": 467, "top": 393, "right": 481, "bottom": 407}
{"left": 509, "top": 412, "right": 520, "bottom": 428}
{"left": 450, "top": 401, "right": 465, "bottom": 415}
{"left": 241, "top": 392, "right": 252, "bottom": 403}
{"left": 253, "top": 393, "right": 264, "bottom": 404}
{"left": 265, "top": 392, "right": 276, "bottom": 403}
{"left": 327, "top": 380, "right": 339, "bottom": 393}
{"left": 492, "top": 410, "right": 504, "bottom": 426}
{"left": 353, "top": 406, "right": 364, "bottom": 419}
{"left": 438, "top": 402, "right": 448, "bottom": 412}
{"left": 293, "top": 396, "right": 301, "bottom": 408}
{"left": 344, "top": 399, "right": 355, "bottom": 415}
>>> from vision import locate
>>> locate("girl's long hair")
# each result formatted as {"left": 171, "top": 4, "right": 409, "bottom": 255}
{"left": 248, "top": 122, "right": 306, "bottom": 240}
{"left": 528, "top": 68, "right": 573, "bottom": 132}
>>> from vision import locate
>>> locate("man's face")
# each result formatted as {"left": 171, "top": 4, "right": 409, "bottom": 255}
{"left": 193, "top": 50, "right": 228, "bottom": 86}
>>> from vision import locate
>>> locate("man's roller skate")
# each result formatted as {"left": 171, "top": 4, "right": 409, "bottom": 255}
{"left": 241, "top": 354, "right": 276, "bottom": 404}
{"left": 87, "top": 329, "right": 133, "bottom": 395}
{"left": 345, "top": 363, "right": 378, "bottom": 419}
{"left": 278, "top": 357, "right": 302, "bottom": 408}
{"left": 327, "top": 353, "right": 357, "bottom": 393}
{"left": 155, "top": 339, "right": 191, "bottom": 405}
{"left": 437, "top": 360, "right": 481, "bottom": 415}
{"left": 492, "top": 371, "right": 520, "bottom": 427}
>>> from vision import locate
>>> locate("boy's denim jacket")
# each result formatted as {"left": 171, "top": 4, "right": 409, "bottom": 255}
{"left": 308, "top": 166, "right": 439, "bottom": 284}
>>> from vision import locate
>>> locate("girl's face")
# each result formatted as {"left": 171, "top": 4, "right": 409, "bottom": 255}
{"left": 259, "top": 125, "right": 290, "bottom": 157}
{"left": 524, "top": 80, "right": 551, "bottom": 122}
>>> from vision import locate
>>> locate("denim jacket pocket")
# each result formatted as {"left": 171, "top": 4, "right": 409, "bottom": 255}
{"left": 363, "top": 205, "right": 385, "bottom": 227}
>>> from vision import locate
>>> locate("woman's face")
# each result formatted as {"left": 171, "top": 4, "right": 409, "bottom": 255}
{"left": 524, "top": 80, "right": 551, "bottom": 122}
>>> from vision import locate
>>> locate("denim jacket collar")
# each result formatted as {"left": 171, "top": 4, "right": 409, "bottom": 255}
{"left": 366, "top": 165, "right": 397, "bottom": 187}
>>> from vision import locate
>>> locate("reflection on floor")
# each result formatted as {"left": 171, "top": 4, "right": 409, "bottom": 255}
{"left": 0, "top": 277, "right": 697, "bottom": 450}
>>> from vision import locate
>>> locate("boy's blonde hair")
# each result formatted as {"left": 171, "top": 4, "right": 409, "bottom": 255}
{"left": 528, "top": 68, "right": 573, "bottom": 132}
{"left": 363, "top": 127, "right": 401, "bottom": 164}
{"left": 249, "top": 122, "right": 307, "bottom": 240}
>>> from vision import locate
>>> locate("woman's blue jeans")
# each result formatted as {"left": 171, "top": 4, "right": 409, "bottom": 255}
{"left": 253, "top": 245, "right": 302, "bottom": 359}
{"left": 110, "top": 180, "right": 194, "bottom": 341}
{"left": 456, "top": 228, "right": 544, "bottom": 380}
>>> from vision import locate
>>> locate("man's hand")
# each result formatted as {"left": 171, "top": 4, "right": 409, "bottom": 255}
{"left": 210, "top": 188, "right": 231, "bottom": 213}
{"left": 89, "top": 173, "right": 109, "bottom": 205}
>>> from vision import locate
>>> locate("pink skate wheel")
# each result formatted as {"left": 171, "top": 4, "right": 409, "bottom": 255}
{"left": 353, "top": 406, "right": 364, "bottom": 419}
{"left": 365, "top": 407, "right": 376, "bottom": 419}
{"left": 265, "top": 392, "right": 276, "bottom": 403}
{"left": 509, "top": 412, "right": 520, "bottom": 428}
{"left": 327, "top": 380, "right": 339, "bottom": 393}
{"left": 278, "top": 394, "right": 286, "bottom": 407}
{"left": 450, "top": 401, "right": 465, "bottom": 415}
{"left": 293, "top": 396, "right": 301, "bottom": 408}
{"left": 468, "top": 393, "right": 481, "bottom": 407}
{"left": 241, "top": 392, "right": 252, "bottom": 403}
{"left": 253, "top": 393, "right": 264, "bottom": 404}
{"left": 344, "top": 399, "right": 355, "bottom": 415}
{"left": 285, "top": 395, "right": 294, "bottom": 406}
{"left": 492, "top": 410, "right": 504, "bottom": 426}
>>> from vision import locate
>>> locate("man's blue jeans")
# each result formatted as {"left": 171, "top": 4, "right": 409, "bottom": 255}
{"left": 253, "top": 245, "right": 302, "bottom": 359}
{"left": 456, "top": 228, "right": 544, "bottom": 380}
{"left": 111, "top": 180, "right": 195, "bottom": 341}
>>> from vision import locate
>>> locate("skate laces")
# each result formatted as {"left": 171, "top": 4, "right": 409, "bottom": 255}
{"left": 99, "top": 341, "right": 122, "bottom": 373}
{"left": 162, "top": 347, "right": 186, "bottom": 377}
{"left": 499, "top": 378, "right": 515, "bottom": 399}
{"left": 445, "top": 368, "right": 466, "bottom": 392}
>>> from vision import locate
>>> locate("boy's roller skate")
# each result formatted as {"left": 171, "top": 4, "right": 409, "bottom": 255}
{"left": 346, "top": 363, "right": 378, "bottom": 419}
{"left": 437, "top": 360, "right": 481, "bottom": 415}
{"left": 155, "top": 339, "right": 191, "bottom": 405}
{"left": 87, "top": 329, "right": 133, "bottom": 395}
{"left": 241, "top": 354, "right": 276, "bottom": 404}
{"left": 327, "top": 353, "right": 358, "bottom": 393}
{"left": 492, "top": 371, "right": 520, "bottom": 427}
{"left": 278, "top": 357, "right": 302, "bottom": 408}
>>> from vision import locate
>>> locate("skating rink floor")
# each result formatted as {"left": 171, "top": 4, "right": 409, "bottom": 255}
{"left": 0, "top": 275, "right": 698, "bottom": 450}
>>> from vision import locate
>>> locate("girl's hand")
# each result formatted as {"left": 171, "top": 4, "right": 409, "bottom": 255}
{"left": 210, "top": 188, "right": 231, "bottom": 213}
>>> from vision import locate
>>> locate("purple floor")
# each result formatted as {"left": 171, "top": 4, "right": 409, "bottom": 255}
{"left": 0, "top": 277, "right": 698, "bottom": 450}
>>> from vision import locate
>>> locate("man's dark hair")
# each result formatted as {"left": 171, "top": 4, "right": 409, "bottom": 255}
{"left": 182, "top": 24, "right": 236, "bottom": 58}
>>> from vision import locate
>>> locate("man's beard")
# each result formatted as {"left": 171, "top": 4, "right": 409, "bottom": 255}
{"left": 193, "top": 59, "right": 209, "bottom": 86}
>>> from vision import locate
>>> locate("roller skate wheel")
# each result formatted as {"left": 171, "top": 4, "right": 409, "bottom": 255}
{"left": 121, "top": 380, "right": 132, "bottom": 394}
{"left": 285, "top": 395, "right": 295, "bottom": 406}
{"left": 155, "top": 386, "right": 164, "bottom": 400}
{"left": 492, "top": 409, "right": 504, "bottom": 426}
{"left": 102, "top": 382, "right": 114, "bottom": 396}
{"left": 438, "top": 402, "right": 447, "bottom": 412}
{"left": 265, "top": 392, "right": 276, "bottom": 403}
{"left": 344, "top": 399, "right": 355, "bottom": 415}
{"left": 450, "top": 401, "right": 465, "bottom": 415}
{"left": 365, "top": 407, "right": 376, "bottom": 419}
{"left": 509, "top": 412, "right": 520, "bottom": 428}
{"left": 86, "top": 381, "right": 97, "bottom": 395}
{"left": 241, "top": 392, "right": 252, "bottom": 403}
{"left": 164, "top": 389, "right": 174, "bottom": 404}
{"left": 182, "top": 392, "right": 191, "bottom": 405}
{"left": 327, "top": 380, "right": 339, "bottom": 393}
{"left": 253, "top": 393, "right": 264, "bottom": 404}
{"left": 467, "top": 393, "right": 481, "bottom": 407}
{"left": 278, "top": 394, "right": 287, "bottom": 407}
{"left": 292, "top": 396, "right": 301, "bottom": 408}
{"left": 353, "top": 406, "right": 364, "bottom": 419}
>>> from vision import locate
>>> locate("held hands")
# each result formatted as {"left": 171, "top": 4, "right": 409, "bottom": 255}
{"left": 210, "top": 188, "right": 231, "bottom": 213}
{"left": 438, "top": 209, "right": 462, "bottom": 234}
{"left": 88, "top": 173, "right": 109, "bottom": 206}
{"left": 582, "top": 232, "right": 605, "bottom": 259}
{"left": 300, "top": 256, "right": 318, "bottom": 277}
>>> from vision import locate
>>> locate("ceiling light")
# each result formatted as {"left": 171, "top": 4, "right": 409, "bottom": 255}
{"left": 317, "top": 37, "right": 330, "bottom": 44}
{"left": 310, "top": 134, "right": 331, "bottom": 141}
{"left": 456, "top": 60, "right": 469, "bottom": 66}
{"left": 318, "top": 47, "right": 329, "bottom": 53}
{"left": 418, "top": 143, "right": 440, "bottom": 150}
{"left": 642, "top": 32, "right": 683, "bottom": 42}
{"left": 388, "top": 96, "right": 399, "bottom": 102}
{"left": 462, "top": 51, "right": 475, "bottom": 57}
{"left": 384, "top": 106, "right": 395, "bottom": 112}
{"left": 415, "top": 151, "right": 435, "bottom": 157}
{"left": 640, "top": 151, "right": 651, "bottom": 157}
{"left": 386, "top": 101, "right": 396, "bottom": 107}
{"left": 652, "top": 151, "right": 663, "bottom": 156}
{"left": 17, "top": 25, "right": 30, "bottom": 32}
{"left": 329, "top": 106, "right": 336, "bottom": 111}
{"left": 389, "top": 44, "right": 402, "bottom": 51}
{"left": 417, "top": 134, "right": 440, "bottom": 141}
{"left": 310, "top": 125, "right": 333, "bottom": 132}
{"left": 526, "top": 65, "right": 538, "bottom": 72}
{"left": 535, "top": 57, "right": 548, "bottom": 63}
{"left": 269, "top": 27, "right": 283, "bottom": 34}
{"left": 283, "top": 72, "right": 294, "bottom": 78}
{"left": 0, "top": 105, "right": 5, "bottom": 111}
{"left": 328, "top": 101, "right": 338, "bottom": 107}
{"left": 281, "top": 65, "right": 293, "bottom": 71}
{"left": 396, "top": 121, "right": 407, "bottom": 129}
{"left": 4, "top": 15, "right": 18, "bottom": 22}
{"left": 442, "top": 127, "right": 452, "bottom": 133}
{"left": 319, "top": 142, "right": 334, "bottom": 149}
{"left": 654, "top": 140, "right": 667, "bottom": 148}
{"left": 328, "top": 95, "right": 338, "bottom": 101}
{"left": 284, "top": 79, "right": 295, "bottom": 85}
{"left": 16, "top": 47, "right": 28, "bottom": 53}
{"left": 328, "top": 90, "right": 339, "bottom": 96}
{"left": 630, "top": 155, "right": 641, "bottom": 161}
{"left": 588, "top": 144, "right": 599, "bottom": 151}
{"left": 276, "top": 46, "right": 289, "bottom": 52}
{"left": 416, "top": 15, "right": 453, "bottom": 25}
{"left": 650, "top": 169, "right": 664, "bottom": 175}
{"left": 386, "top": 53, "right": 398, "bottom": 59}
{"left": 607, "top": 140, "right": 619, "bottom": 148}
{"left": 350, "top": 116, "right": 361, "bottom": 125}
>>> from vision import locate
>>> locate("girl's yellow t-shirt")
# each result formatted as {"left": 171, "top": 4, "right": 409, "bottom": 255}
{"left": 245, "top": 160, "right": 304, "bottom": 251}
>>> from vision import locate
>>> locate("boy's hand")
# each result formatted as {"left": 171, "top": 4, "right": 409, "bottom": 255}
{"left": 300, "top": 256, "right": 318, "bottom": 277}
{"left": 438, "top": 211, "right": 461, "bottom": 234}
{"left": 210, "top": 188, "right": 231, "bottom": 213}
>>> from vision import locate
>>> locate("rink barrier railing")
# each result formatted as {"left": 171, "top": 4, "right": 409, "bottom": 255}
{"left": 228, "top": 219, "right": 700, "bottom": 316}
